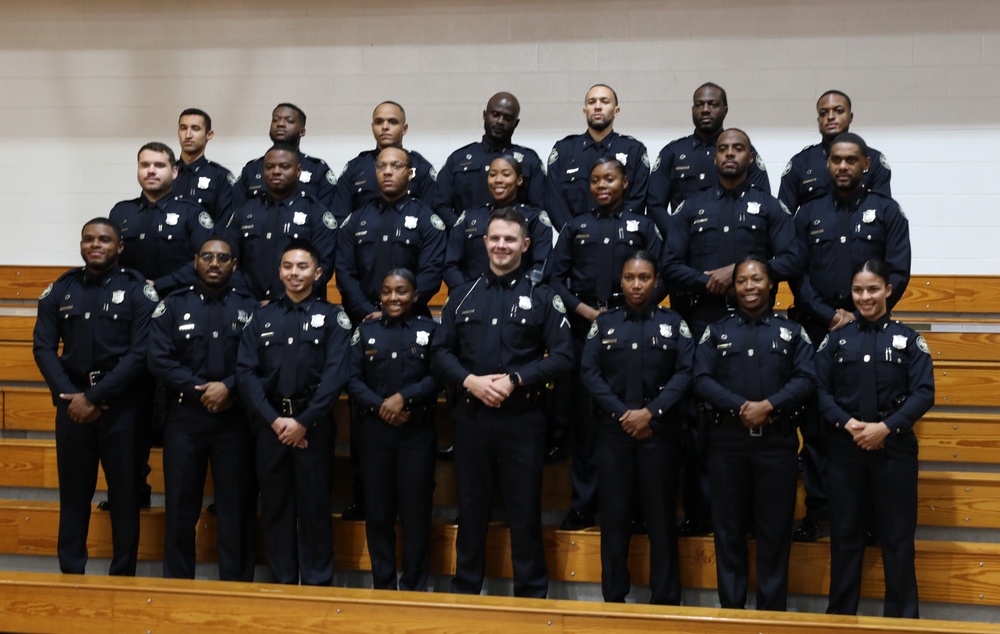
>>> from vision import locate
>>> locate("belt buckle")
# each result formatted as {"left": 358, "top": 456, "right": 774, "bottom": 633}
{"left": 281, "top": 398, "right": 295, "bottom": 417}
{"left": 749, "top": 425, "right": 763, "bottom": 437}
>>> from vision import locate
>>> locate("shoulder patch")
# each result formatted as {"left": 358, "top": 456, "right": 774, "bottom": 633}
{"left": 880, "top": 153, "right": 891, "bottom": 170}
{"left": 654, "top": 225, "right": 663, "bottom": 240}
{"left": 455, "top": 211, "right": 466, "bottom": 225}
{"left": 226, "top": 172, "right": 237, "bottom": 186}
{"left": 547, "top": 148, "right": 558, "bottom": 166}
{"left": 429, "top": 166, "right": 438, "bottom": 181}
{"left": 587, "top": 321, "right": 599, "bottom": 339}
{"left": 538, "top": 210, "right": 552, "bottom": 227}
{"left": 916, "top": 335, "right": 930, "bottom": 354}
{"left": 755, "top": 153, "right": 767, "bottom": 172}
{"left": 350, "top": 327, "right": 361, "bottom": 345}
{"left": 817, "top": 334, "right": 829, "bottom": 352}
{"left": 143, "top": 284, "right": 159, "bottom": 302}
{"left": 325, "top": 169, "right": 337, "bottom": 185}
{"left": 669, "top": 200, "right": 685, "bottom": 217}
{"left": 39, "top": 283, "right": 52, "bottom": 300}
{"left": 799, "top": 327, "right": 812, "bottom": 345}
{"left": 779, "top": 200, "right": 792, "bottom": 216}
{"left": 337, "top": 311, "right": 353, "bottom": 330}
{"left": 898, "top": 204, "right": 907, "bottom": 221}
{"left": 552, "top": 294, "right": 567, "bottom": 314}
{"left": 699, "top": 326, "right": 711, "bottom": 344}
{"left": 323, "top": 211, "right": 337, "bottom": 230}
{"left": 781, "top": 161, "right": 792, "bottom": 177}
{"left": 651, "top": 155, "right": 661, "bottom": 173}
{"left": 430, "top": 214, "right": 446, "bottom": 231}
{"left": 640, "top": 151, "right": 650, "bottom": 168}
{"left": 198, "top": 211, "right": 214, "bottom": 229}
{"left": 679, "top": 320, "right": 692, "bottom": 339}
{"left": 343, "top": 212, "right": 352, "bottom": 227}
{"left": 152, "top": 301, "right": 166, "bottom": 319}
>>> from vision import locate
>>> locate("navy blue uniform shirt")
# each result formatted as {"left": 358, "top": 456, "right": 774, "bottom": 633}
{"left": 815, "top": 314, "right": 934, "bottom": 435}
{"left": 172, "top": 156, "right": 236, "bottom": 222}
{"left": 33, "top": 266, "right": 158, "bottom": 405}
{"left": 793, "top": 189, "right": 910, "bottom": 326}
{"left": 437, "top": 139, "right": 546, "bottom": 226}
{"left": 233, "top": 151, "right": 337, "bottom": 210}
{"left": 331, "top": 148, "right": 445, "bottom": 223}
{"left": 778, "top": 143, "right": 891, "bottom": 213}
{"left": 236, "top": 294, "right": 352, "bottom": 428}
{"left": 581, "top": 304, "right": 694, "bottom": 425}
{"left": 546, "top": 131, "right": 650, "bottom": 225}
{"left": 335, "top": 196, "right": 446, "bottom": 323}
{"left": 693, "top": 311, "right": 816, "bottom": 414}
{"left": 647, "top": 133, "right": 770, "bottom": 232}
{"left": 224, "top": 189, "right": 338, "bottom": 301}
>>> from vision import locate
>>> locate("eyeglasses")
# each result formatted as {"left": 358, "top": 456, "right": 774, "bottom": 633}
{"left": 199, "top": 252, "right": 233, "bottom": 263}
{"left": 375, "top": 161, "right": 409, "bottom": 172}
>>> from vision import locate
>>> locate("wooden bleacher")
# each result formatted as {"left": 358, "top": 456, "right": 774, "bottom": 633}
{"left": 2, "top": 266, "right": 1000, "bottom": 627}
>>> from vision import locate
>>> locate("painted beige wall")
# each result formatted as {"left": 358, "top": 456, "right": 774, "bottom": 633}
{"left": 1, "top": 0, "right": 997, "bottom": 272}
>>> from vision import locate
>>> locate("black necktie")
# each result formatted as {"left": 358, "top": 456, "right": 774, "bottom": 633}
{"left": 595, "top": 217, "right": 614, "bottom": 304}
{"left": 742, "top": 321, "right": 763, "bottom": 401}
{"left": 260, "top": 201, "right": 281, "bottom": 298}
{"left": 80, "top": 275, "right": 101, "bottom": 371}
{"left": 205, "top": 297, "right": 226, "bottom": 381}
{"left": 478, "top": 281, "right": 506, "bottom": 375}
{"left": 835, "top": 207, "right": 853, "bottom": 306}
{"left": 859, "top": 327, "right": 879, "bottom": 421}
{"left": 385, "top": 324, "right": 403, "bottom": 396}
{"left": 278, "top": 303, "right": 300, "bottom": 397}
{"left": 718, "top": 193, "right": 736, "bottom": 266}
{"left": 369, "top": 204, "right": 398, "bottom": 303}
{"left": 624, "top": 316, "right": 644, "bottom": 409}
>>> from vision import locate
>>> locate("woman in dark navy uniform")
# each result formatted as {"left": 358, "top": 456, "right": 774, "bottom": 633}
{"left": 580, "top": 250, "right": 692, "bottom": 605}
{"left": 693, "top": 257, "right": 815, "bottom": 611}
{"left": 347, "top": 268, "right": 438, "bottom": 591}
{"left": 443, "top": 154, "right": 554, "bottom": 290}
{"left": 817, "top": 259, "right": 933, "bottom": 618}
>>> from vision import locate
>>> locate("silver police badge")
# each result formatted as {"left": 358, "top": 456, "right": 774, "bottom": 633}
{"left": 111, "top": 290, "right": 125, "bottom": 304}
{"left": 311, "top": 314, "right": 325, "bottom": 328}
{"left": 862, "top": 209, "right": 877, "bottom": 224}
{"left": 746, "top": 202, "right": 761, "bottom": 215}
{"left": 659, "top": 324, "right": 672, "bottom": 338}
{"left": 513, "top": 151, "right": 524, "bottom": 163}
{"left": 779, "top": 327, "right": 793, "bottom": 342}
{"left": 518, "top": 296, "right": 532, "bottom": 310}
{"left": 165, "top": 212, "right": 180, "bottom": 226}
{"left": 404, "top": 216, "right": 418, "bottom": 230}
{"left": 892, "top": 334, "right": 908, "bottom": 349}
{"left": 293, "top": 211, "right": 307, "bottom": 225}
{"left": 197, "top": 176, "right": 211, "bottom": 190}
{"left": 299, "top": 170, "right": 312, "bottom": 183}
{"left": 626, "top": 220, "right": 640, "bottom": 232}
{"left": 615, "top": 152, "right": 628, "bottom": 166}
{"left": 415, "top": 330, "right": 430, "bottom": 346}
{"left": 237, "top": 309, "right": 250, "bottom": 324}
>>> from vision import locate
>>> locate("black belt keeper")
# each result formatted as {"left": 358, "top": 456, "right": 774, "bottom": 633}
{"left": 268, "top": 396, "right": 311, "bottom": 417}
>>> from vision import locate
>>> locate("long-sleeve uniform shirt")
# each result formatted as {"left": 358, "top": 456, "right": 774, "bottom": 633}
{"left": 331, "top": 148, "right": 445, "bottom": 224}
{"left": 437, "top": 139, "right": 546, "bottom": 227}
{"left": 233, "top": 151, "right": 337, "bottom": 210}
{"left": 647, "top": 133, "right": 770, "bottom": 233}
{"left": 778, "top": 143, "right": 891, "bottom": 213}
{"left": 172, "top": 156, "right": 236, "bottom": 222}
{"left": 792, "top": 190, "right": 910, "bottom": 327}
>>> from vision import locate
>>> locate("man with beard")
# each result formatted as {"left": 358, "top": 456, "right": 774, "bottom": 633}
{"left": 647, "top": 83, "right": 770, "bottom": 233}
{"left": 173, "top": 108, "right": 236, "bottom": 222}
{"left": 147, "top": 237, "right": 258, "bottom": 581}
{"left": 663, "top": 128, "right": 799, "bottom": 537}
{"left": 437, "top": 92, "right": 546, "bottom": 227}
{"left": 232, "top": 103, "right": 337, "bottom": 210}
{"left": 332, "top": 101, "right": 446, "bottom": 223}
{"left": 33, "top": 218, "right": 159, "bottom": 576}
{"left": 224, "top": 143, "right": 338, "bottom": 302}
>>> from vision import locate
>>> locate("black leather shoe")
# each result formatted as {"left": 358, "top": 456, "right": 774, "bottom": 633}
{"left": 792, "top": 516, "right": 830, "bottom": 542}
{"left": 560, "top": 510, "right": 595, "bottom": 531}
{"left": 436, "top": 444, "right": 455, "bottom": 461}
{"left": 341, "top": 503, "right": 366, "bottom": 521}
{"left": 677, "top": 519, "right": 713, "bottom": 536}
{"left": 544, "top": 445, "right": 567, "bottom": 464}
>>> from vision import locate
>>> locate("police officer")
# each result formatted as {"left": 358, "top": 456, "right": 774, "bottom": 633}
{"left": 790, "top": 132, "right": 910, "bottom": 543}
{"left": 664, "top": 129, "right": 799, "bottom": 537}
{"left": 580, "top": 251, "right": 692, "bottom": 605}
{"left": 232, "top": 103, "right": 337, "bottom": 210}
{"left": 693, "top": 257, "right": 815, "bottom": 611}
{"left": 647, "top": 83, "right": 770, "bottom": 233}
{"left": 224, "top": 142, "right": 338, "bottom": 302}
{"left": 32, "top": 218, "right": 159, "bottom": 576}
{"left": 110, "top": 141, "right": 215, "bottom": 296}
{"left": 816, "top": 259, "right": 933, "bottom": 619}
{"left": 236, "top": 239, "right": 353, "bottom": 586}
{"left": 778, "top": 90, "right": 892, "bottom": 213}
{"left": 336, "top": 146, "right": 446, "bottom": 325}
{"left": 546, "top": 84, "right": 650, "bottom": 227}
{"left": 173, "top": 108, "right": 236, "bottom": 222}
{"left": 444, "top": 154, "right": 556, "bottom": 290}
{"left": 548, "top": 157, "right": 665, "bottom": 531}
{"left": 347, "top": 268, "right": 438, "bottom": 591}
{"left": 331, "top": 101, "right": 446, "bottom": 223}
{"left": 431, "top": 207, "right": 573, "bottom": 598}
{"left": 147, "top": 237, "right": 257, "bottom": 582}
{"left": 437, "top": 92, "right": 546, "bottom": 226}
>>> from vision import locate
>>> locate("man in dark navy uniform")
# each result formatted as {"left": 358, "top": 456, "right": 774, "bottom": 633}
{"left": 225, "top": 143, "right": 338, "bottom": 302}
{"left": 779, "top": 90, "right": 892, "bottom": 213}
{"left": 332, "top": 101, "right": 445, "bottom": 223}
{"left": 173, "top": 108, "right": 235, "bottom": 222}
{"left": 437, "top": 92, "right": 546, "bottom": 226}
{"left": 110, "top": 142, "right": 215, "bottom": 296}
{"left": 232, "top": 103, "right": 337, "bottom": 210}
{"left": 236, "top": 239, "right": 353, "bottom": 586}
{"left": 147, "top": 237, "right": 257, "bottom": 581}
{"left": 647, "top": 83, "right": 770, "bottom": 233}
{"left": 546, "top": 84, "right": 649, "bottom": 226}
{"left": 33, "top": 218, "right": 159, "bottom": 576}
{"left": 432, "top": 207, "right": 573, "bottom": 598}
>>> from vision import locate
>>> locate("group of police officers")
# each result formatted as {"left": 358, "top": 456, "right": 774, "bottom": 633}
{"left": 31, "top": 81, "right": 925, "bottom": 617}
